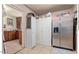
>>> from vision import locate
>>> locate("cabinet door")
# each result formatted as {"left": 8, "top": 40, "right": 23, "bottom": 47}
{"left": 4, "top": 31, "right": 16, "bottom": 41}
{"left": 15, "top": 31, "right": 19, "bottom": 39}
{"left": 12, "top": 31, "right": 15, "bottom": 40}
{"left": 8, "top": 31, "right": 13, "bottom": 40}
{"left": 4, "top": 31, "right": 9, "bottom": 41}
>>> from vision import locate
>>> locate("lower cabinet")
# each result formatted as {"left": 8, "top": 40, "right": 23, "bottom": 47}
{"left": 4, "top": 31, "right": 22, "bottom": 45}
{"left": 4, "top": 31, "right": 9, "bottom": 41}
{"left": 4, "top": 31, "right": 16, "bottom": 42}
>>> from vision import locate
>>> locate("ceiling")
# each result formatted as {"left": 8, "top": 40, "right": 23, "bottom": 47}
{"left": 3, "top": 5, "right": 22, "bottom": 17}
{"left": 3, "top": 4, "right": 75, "bottom": 17}
{"left": 25, "top": 4, "right": 75, "bottom": 15}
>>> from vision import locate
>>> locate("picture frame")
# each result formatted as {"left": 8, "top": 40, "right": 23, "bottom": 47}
{"left": 7, "top": 18, "right": 13, "bottom": 26}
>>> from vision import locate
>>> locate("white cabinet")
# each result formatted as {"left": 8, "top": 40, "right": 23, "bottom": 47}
{"left": 37, "top": 17, "right": 51, "bottom": 46}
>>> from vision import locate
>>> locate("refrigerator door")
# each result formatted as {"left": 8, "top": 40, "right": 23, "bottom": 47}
{"left": 52, "top": 17, "right": 60, "bottom": 46}
{"left": 60, "top": 15, "right": 73, "bottom": 49}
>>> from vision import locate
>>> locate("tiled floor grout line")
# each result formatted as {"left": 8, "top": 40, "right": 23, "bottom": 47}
{"left": 14, "top": 47, "right": 25, "bottom": 54}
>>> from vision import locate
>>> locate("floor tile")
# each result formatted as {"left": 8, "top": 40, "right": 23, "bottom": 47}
{"left": 51, "top": 47, "right": 76, "bottom": 54}
{"left": 4, "top": 40, "right": 23, "bottom": 54}
{"left": 4, "top": 40, "right": 76, "bottom": 54}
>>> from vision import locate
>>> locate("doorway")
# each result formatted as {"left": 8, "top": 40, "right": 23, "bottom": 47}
{"left": 3, "top": 17, "right": 23, "bottom": 54}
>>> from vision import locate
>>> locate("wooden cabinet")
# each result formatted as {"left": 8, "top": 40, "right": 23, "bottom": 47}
{"left": 15, "top": 31, "right": 19, "bottom": 39}
{"left": 4, "top": 31, "right": 22, "bottom": 45}
{"left": 4, "top": 31, "right": 16, "bottom": 42}
{"left": 4, "top": 31, "right": 9, "bottom": 41}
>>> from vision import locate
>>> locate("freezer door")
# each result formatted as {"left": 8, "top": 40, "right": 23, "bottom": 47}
{"left": 60, "top": 15, "right": 73, "bottom": 49}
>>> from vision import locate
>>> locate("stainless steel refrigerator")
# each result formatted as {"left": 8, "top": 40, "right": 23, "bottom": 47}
{"left": 52, "top": 14, "right": 76, "bottom": 50}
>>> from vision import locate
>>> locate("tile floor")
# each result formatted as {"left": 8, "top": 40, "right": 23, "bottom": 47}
{"left": 4, "top": 40, "right": 76, "bottom": 54}
{"left": 16, "top": 44, "right": 52, "bottom": 54}
{"left": 16, "top": 46, "right": 76, "bottom": 54}
{"left": 4, "top": 40, "right": 23, "bottom": 54}
{"left": 51, "top": 47, "right": 76, "bottom": 54}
